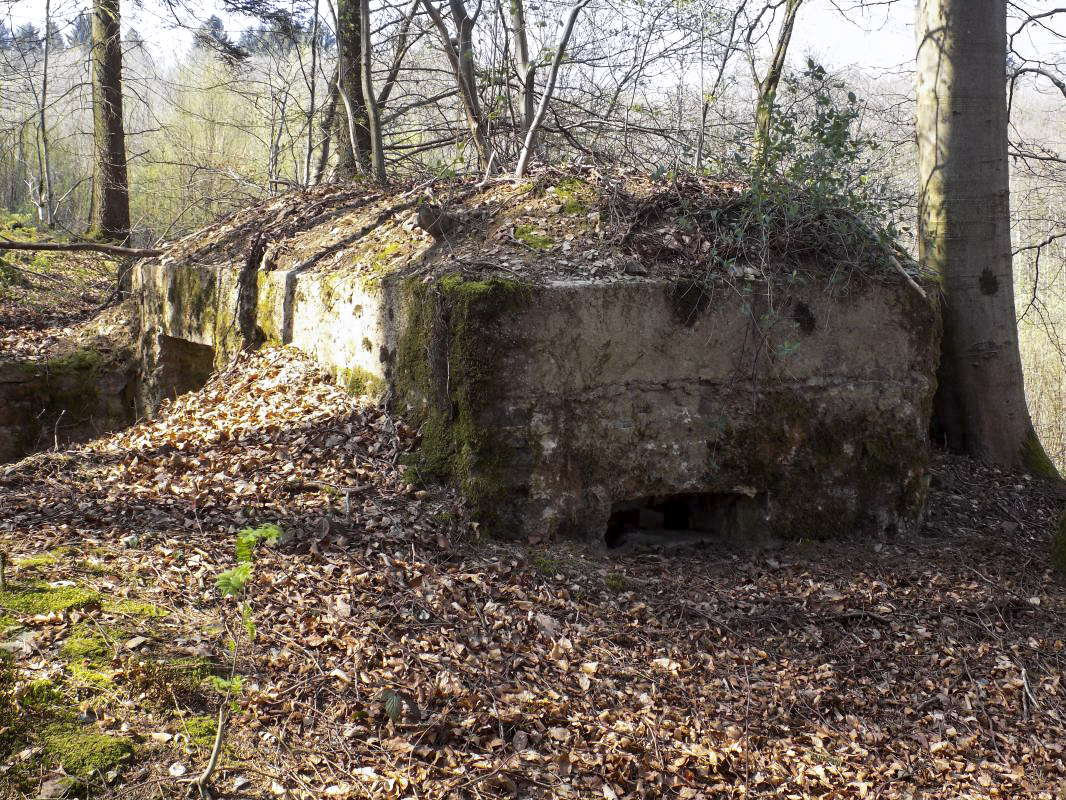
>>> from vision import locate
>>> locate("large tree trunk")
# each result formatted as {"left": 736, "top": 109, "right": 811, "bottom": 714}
{"left": 916, "top": 0, "right": 1055, "bottom": 475}
{"left": 333, "top": 0, "right": 372, "bottom": 179}
{"left": 90, "top": 0, "right": 130, "bottom": 243}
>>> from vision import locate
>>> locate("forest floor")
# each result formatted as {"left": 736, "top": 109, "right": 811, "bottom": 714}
{"left": 1, "top": 344, "right": 1065, "bottom": 799}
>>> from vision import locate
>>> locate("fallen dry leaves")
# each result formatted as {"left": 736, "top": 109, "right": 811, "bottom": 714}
{"left": 1, "top": 347, "right": 1065, "bottom": 799}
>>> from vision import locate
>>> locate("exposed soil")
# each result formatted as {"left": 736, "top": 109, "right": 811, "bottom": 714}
{"left": 2, "top": 347, "right": 1064, "bottom": 799}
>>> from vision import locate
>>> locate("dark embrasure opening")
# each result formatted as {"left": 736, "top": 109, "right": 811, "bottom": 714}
{"left": 604, "top": 492, "right": 746, "bottom": 548}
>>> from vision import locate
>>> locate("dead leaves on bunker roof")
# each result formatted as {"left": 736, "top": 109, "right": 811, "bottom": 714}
{"left": 151, "top": 169, "right": 918, "bottom": 289}
{"left": 1, "top": 346, "right": 1066, "bottom": 799}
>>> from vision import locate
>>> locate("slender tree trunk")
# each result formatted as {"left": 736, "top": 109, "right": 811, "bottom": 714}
{"left": 313, "top": 70, "right": 339, "bottom": 185}
{"left": 420, "top": 0, "right": 493, "bottom": 170}
{"left": 333, "top": 0, "right": 372, "bottom": 179}
{"left": 514, "top": 0, "right": 590, "bottom": 180}
{"left": 752, "top": 0, "right": 801, "bottom": 166}
{"left": 916, "top": 0, "right": 1055, "bottom": 475}
{"left": 359, "top": 0, "right": 386, "bottom": 182}
{"left": 303, "top": 0, "right": 320, "bottom": 186}
{"left": 89, "top": 0, "right": 130, "bottom": 243}
{"left": 39, "top": 0, "right": 55, "bottom": 227}
{"left": 507, "top": 0, "right": 535, "bottom": 143}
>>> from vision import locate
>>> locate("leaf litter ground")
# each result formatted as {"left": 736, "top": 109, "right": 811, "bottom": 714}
{"left": 1, "top": 348, "right": 1065, "bottom": 799}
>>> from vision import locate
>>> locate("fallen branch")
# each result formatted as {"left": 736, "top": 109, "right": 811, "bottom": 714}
{"left": 0, "top": 238, "right": 162, "bottom": 258}
{"left": 180, "top": 704, "right": 226, "bottom": 799}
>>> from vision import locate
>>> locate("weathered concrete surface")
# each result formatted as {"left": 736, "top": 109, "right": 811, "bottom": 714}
{"left": 135, "top": 261, "right": 389, "bottom": 409}
{"left": 0, "top": 350, "right": 137, "bottom": 463}
{"left": 136, "top": 251, "right": 940, "bottom": 543}
{"left": 390, "top": 273, "right": 940, "bottom": 543}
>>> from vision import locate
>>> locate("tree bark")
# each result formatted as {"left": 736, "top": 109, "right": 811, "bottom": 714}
{"left": 752, "top": 0, "right": 801, "bottom": 166}
{"left": 916, "top": 0, "right": 1055, "bottom": 475}
{"left": 420, "top": 0, "right": 493, "bottom": 171}
{"left": 90, "top": 0, "right": 130, "bottom": 243}
{"left": 507, "top": 0, "right": 535, "bottom": 143}
{"left": 38, "top": 0, "right": 55, "bottom": 227}
{"left": 359, "top": 0, "right": 386, "bottom": 182}
{"left": 514, "top": 0, "right": 590, "bottom": 180}
{"left": 333, "top": 0, "right": 372, "bottom": 179}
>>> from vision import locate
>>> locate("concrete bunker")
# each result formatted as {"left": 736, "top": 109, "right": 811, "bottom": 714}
{"left": 133, "top": 177, "right": 941, "bottom": 544}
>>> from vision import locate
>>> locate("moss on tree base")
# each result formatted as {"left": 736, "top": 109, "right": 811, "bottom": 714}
{"left": 1052, "top": 511, "right": 1066, "bottom": 577}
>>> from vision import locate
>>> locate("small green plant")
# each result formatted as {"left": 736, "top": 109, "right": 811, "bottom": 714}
{"left": 184, "top": 522, "right": 282, "bottom": 796}
{"left": 604, "top": 573, "right": 632, "bottom": 593}
{"left": 530, "top": 552, "right": 560, "bottom": 577}
{"left": 742, "top": 60, "right": 907, "bottom": 269}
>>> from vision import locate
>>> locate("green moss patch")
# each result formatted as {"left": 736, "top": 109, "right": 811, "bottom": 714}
{"left": 530, "top": 552, "right": 561, "bottom": 577}
{"left": 68, "top": 661, "right": 115, "bottom": 691}
{"left": 1021, "top": 431, "right": 1059, "bottom": 479}
{"left": 181, "top": 714, "right": 220, "bottom": 748}
{"left": 60, "top": 627, "right": 115, "bottom": 663}
{"left": 514, "top": 225, "right": 554, "bottom": 250}
{"left": 335, "top": 365, "right": 387, "bottom": 398}
{"left": 21, "top": 678, "right": 65, "bottom": 712}
{"left": 41, "top": 723, "right": 133, "bottom": 777}
{"left": 15, "top": 552, "right": 61, "bottom": 571}
{"left": 604, "top": 573, "right": 633, "bottom": 592}
{"left": 552, "top": 177, "right": 591, "bottom": 214}
{"left": 1, "top": 651, "right": 17, "bottom": 730}
{"left": 0, "top": 584, "right": 101, "bottom": 616}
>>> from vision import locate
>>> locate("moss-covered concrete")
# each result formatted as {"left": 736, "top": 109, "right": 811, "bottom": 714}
{"left": 0, "top": 345, "right": 136, "bottom": 463}
{"left": 41, "top": 723, "right": 133, "bottom": 777}
{"left": 133, "top": 180, "right": 940, "bottom": 544}
{"left": 0, "top": 584, "right": 101, "bottom": 615}
{"left": 395, "top": 273, "right": 533, "bottom": 535}
{"left": 389, "top": 271, "right": 938, "bottom": 542}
